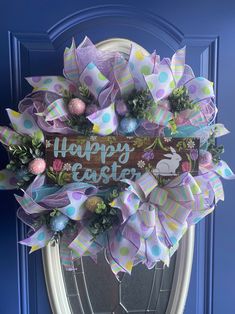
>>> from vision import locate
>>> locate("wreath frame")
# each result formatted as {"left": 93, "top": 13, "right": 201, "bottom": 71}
{"left": 2, "top": 36, "right": 234, "bottom": 274}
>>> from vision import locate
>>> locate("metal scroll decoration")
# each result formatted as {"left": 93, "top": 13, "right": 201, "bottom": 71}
{"left": 0, "top": 37, "right": 234, "bottom": 275}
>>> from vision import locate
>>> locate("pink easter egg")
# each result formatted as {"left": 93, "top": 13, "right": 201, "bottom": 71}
{"left": 28, "top": 158, "right": 46, "bottom": 175}
{"left": 199, "top": 151, "right": 212, "bottom": 166}
{"left": 68, "top": 98, "right": 86, "bottom": 116}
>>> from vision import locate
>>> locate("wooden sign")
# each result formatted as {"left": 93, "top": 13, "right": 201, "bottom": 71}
{"left": 45, "top": 135, "right": 200, "bottom": 186}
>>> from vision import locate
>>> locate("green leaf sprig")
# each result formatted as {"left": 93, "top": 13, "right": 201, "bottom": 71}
{"left": 88, "top": 189, "right": 120, "bottom": 238}
{"left": 207, "top": 133, "right": 224, "bottom": 164}
{"left": 168, "top": 86, "right": 198, "bottom": 113}
{"left": 6, "top": 133, "right": 44, "bottom": 187}
{"left": 125, "top": 89, "right": 155, "bottom": 120}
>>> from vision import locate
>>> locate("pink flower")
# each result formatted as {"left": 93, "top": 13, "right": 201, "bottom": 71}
{"left": 181, "top": 161, "right": 191, "bottom": 172}
{"left": 53, "top": 159, "right": 64, "bottom": 172}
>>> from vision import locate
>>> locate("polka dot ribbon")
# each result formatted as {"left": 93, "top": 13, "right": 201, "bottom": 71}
{"left": 17, "top": 183, "right": 97, "bottom": 253}
{"left": 6, "top": 109, "right": 44, "bottom": 141}
{"left": 19, "top": 225, "right": 54, "bottom": 253}
{"left": 128, "top": 44, "right": 157, "bottom": 90}
{"left": 107, "top": 172, "right": 215, "bottom": 274}
{"left": 144, "top": 47, "right": 215, "bottom": 125}
{"left": 87, "top": 103, "right": 118, "bottom": 135}
{"left": 191, "top": 123, "right": 229, "bottom": 147}
{"left": 113, "top": 53, "right": 135, "bottom": 96}
{"left": 79, "top": 62, "right": 109, "bottom": 100}
{"left": 26, "top": 76, "right": 77, "bottom": 97}
{"left": 214, "top": 160, "right": 235, "bottom": 180}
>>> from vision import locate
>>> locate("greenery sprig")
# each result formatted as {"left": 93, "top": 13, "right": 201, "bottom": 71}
{"left": 6, "top": 133, "right": 44, "bottom": 187}
{"left": 46, "top": 168, "right": 71, "bottom": 186}
{"left": 66, "top": 114, "right": 93, "bottom": 135}
{"left": 207, "top": 133, "right": 224, "bottom": 164}
{"left": 88, "top": 189, "right": 120, "bottom": 238}
{"left": 168, "top": 86, "right": 197, "bottom": 113}
{"left": 79, "top": 85, "right": 94, "bottom": 104}
{"left": 125, "top": 89, "right": 155, "bottom": 120}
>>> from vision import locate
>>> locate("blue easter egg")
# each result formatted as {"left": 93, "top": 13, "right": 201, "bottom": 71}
{"left": 120, "top": 117, "right": 138, "bottom": 134}
{"left": 50, "top": 213, "right": 69, "bottom": 232}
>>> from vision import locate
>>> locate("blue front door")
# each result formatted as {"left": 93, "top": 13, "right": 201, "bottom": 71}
{"left": 0, "top": 2, "right": 235, "bottom": 313}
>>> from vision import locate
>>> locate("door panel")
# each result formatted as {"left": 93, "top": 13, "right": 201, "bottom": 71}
{"left": 1, "top": 2, "right": 235, "bottom": 314}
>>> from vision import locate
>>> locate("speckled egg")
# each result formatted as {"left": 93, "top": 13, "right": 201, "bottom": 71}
{"left": 68, "top": 98, "right": 86, "bottom": 116}
{"left": 116, "top": 100, "right": 128, "bottom": 116}
{"left": 199, "top": 151, "right": 213, "bottom": 166}
{"left": 50, "top": 213, "right": 69, "bottom": 232}
{"left": 120, "top": 117, "right": 138, "bottom": 134}
{"left": 28, "top": 158, "right": 46, "bottom": 175}
{"left": 85, "top": 196, "right": 103, "bottom": 212}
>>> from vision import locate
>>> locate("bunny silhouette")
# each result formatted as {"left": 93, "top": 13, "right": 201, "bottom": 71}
{"left": 152, "top": 147, "right": 182, "bottom": 176}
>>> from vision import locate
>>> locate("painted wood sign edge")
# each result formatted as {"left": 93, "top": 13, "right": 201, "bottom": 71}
{"left": 45, "top": 135, "right": 200, "bottom": 186}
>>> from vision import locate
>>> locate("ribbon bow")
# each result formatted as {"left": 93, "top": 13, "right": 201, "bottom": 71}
{"left": 17, "top": 176, "right": 98, "bottom": 269}
{"left": 106, "top": 172, "right": 206, "bottom": 274}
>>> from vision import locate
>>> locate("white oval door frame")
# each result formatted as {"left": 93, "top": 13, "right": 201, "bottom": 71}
{"left": 42, "top": 38, "right": 195, "bottom": 314}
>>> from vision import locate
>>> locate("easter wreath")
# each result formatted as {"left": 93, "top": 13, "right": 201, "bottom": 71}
{"left": 0, "top": 37, "right": 234, "bottom": 275}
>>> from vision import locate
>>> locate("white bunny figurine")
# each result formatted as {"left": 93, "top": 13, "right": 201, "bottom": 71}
{"left": 152, "top": 147, "right": 182, "bottom": 176}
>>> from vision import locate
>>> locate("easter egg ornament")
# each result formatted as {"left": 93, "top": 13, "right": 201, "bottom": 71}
{"left": 115, "top": 99, "right": 128, "bottom": 116}
{"left": 85, "top": 196, "right": 103, "bottom": 212}
{"left": 199, "top": 151, "right": 213, "bottom": 167}
{"left": 120, "top": 117, "right": 138, "bottom": 134}
{"left": 50, "top": 212, "right": 69, "bottom": 232}
{"left": 68, "top": 98, "right": 86, "bottom": 116}
{"left": 28, "top": 158, "right": 46, "bottom": 175}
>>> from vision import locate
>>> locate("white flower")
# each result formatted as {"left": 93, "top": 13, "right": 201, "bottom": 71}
{"left": 127, "top": 136, "right": 134, "bottom": 140}
{"left": 63, "top": 163, "right": 72, "bottom": 171}
{"left": 90, "top": 135, "right": 97, "bottom": 141}
{"left": 137, "top": 160, "right": 145, "bottom": 168}
{"left": 163, "top": 137, "right": 172, "bottom": 142}
{"left": 187, "top": 139, "right": 195, "bottom": 149}
{"left": 46, "top": 140, "right": 51, "bottom": 148}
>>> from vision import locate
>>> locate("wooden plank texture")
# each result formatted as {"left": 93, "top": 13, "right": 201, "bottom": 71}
{"left": 45, "top": 135, "right": 200, "bottom": 186}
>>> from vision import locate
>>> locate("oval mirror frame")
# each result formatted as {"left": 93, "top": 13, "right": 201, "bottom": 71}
{"left": 42, "top": 38, "right": 195, "bottom": 314}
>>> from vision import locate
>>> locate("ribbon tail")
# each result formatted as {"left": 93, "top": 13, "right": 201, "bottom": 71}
{"left": 19, "top": 225, "right": 53, "bottom": 253}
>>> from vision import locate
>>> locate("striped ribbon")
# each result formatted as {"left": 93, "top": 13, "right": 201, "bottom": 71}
{"left": 44, "top": 98, "right": 68, "bottom": 121}
{"left": 69, "top": 228, "right": 94, "bottom": 257}
{"left": 15, "top": 192, "right": 49, "bottom": 214}
{"left": 171, "top": 47, "right": 186, "bottom": 85}
{"left": 113, "top": 54, "right": 135, "bottom": 96}
{"left": 189, "top": 110, "right": 208, "bottom": 126}
{"left": 150, "top": 105, "right": 173, "bottom": 126}
{"left": 0, "top": 126, "right": 21, "bottom": 146}
{"left": 63, "top": 39, "right": 80, "bottom": 83}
